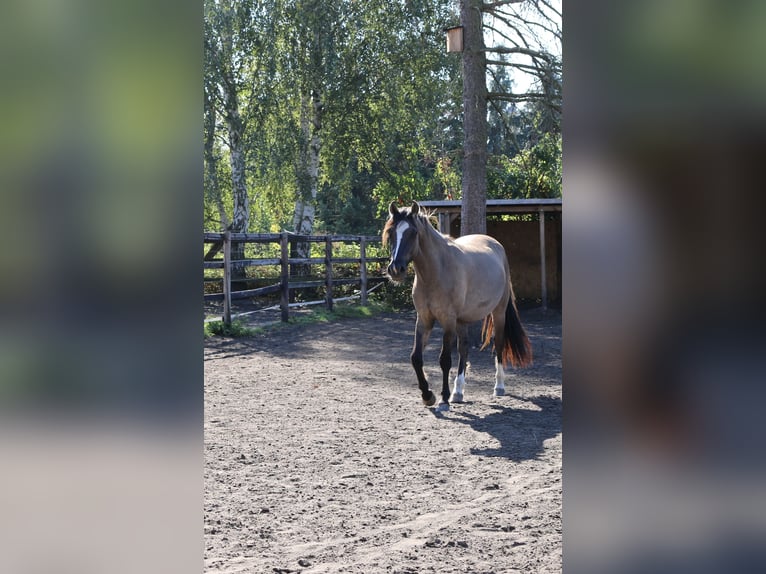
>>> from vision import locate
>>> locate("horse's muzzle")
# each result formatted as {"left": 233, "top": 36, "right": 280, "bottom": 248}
{"left": 386, "top": 262, "right": 407, "bottom": 283}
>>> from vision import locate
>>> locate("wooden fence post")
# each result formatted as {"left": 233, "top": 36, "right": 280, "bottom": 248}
{"left": 280, "top": 232, "right": 290, "bottom": 322}
{"left": 222, "top": 231, "right": 232, "bottom": 327}
{"left": 359, "top": 237, "right": 368, "bottom": 306}
{"left": 288, "top": 236, "right": 297, "bottom": 304}
{"left": 539, "top": 209, "right": 548, "bottom": 311}
{"left": 325, "top": 236, "right": 334, "bottom": 311}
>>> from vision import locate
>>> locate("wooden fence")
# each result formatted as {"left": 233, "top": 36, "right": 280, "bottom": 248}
{"left": 204, "top": 231, "right": 388, "bottom": 324}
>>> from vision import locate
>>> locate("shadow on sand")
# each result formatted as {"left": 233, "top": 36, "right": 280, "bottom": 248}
{"left": 431, "top": 394, "right": 561, "bottom": 462}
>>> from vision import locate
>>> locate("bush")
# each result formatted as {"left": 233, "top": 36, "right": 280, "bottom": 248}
{"left": 373, "top": 278, "right": 414, "bottom": 311}
{"left": 204, "top": 320, "right": 262, "bottom": 338}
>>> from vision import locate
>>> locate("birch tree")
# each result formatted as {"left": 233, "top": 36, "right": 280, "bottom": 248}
{"left": 204, "top": 1, "right": 258, "bottom": 235}
{"left": 203, "top": 0, "right": 464, "bottom": 238}
{"left": 205, "top": 0, "right": 278, "bottom": 281}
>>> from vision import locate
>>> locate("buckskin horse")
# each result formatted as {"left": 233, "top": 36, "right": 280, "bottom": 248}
{"left": 384, "top": 201, "right": 532, "bottom": 411}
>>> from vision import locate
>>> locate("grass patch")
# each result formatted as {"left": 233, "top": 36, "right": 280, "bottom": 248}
{"left": 287, "top": 299, "right": 391, "bottom": 326}
{"left": 204, "top": 319, "right": 264, "bottom": 338}
{"left": 204, "top": 300, "right": 396, "bottom": 339}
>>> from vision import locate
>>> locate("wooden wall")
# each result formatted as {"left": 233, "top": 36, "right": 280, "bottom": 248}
{"left": 448, "top": 213, "right": 562, "bottom": 307}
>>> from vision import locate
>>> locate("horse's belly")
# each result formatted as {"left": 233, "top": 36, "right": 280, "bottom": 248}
{"left": 459, "top": 264, "right": 506, "bottom": 319}
{"left": 457, "top": 292, "right": 503, "bottom": 322}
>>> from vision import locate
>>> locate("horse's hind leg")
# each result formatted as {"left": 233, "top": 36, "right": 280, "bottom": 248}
{"left": 411, "top": 315, "right": 436, "bottom": 406}
{"left": 491, "top": 308, "right": 507, "bottom": 397}
{"left": 450, "top": 323, "right": 470, "bottom": 403}
{"left": 493, "top": 355, "right": 507, "bottom": 397}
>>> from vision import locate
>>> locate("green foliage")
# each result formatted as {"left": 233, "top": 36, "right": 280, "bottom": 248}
{"left": 205, "top": 300, "right": 395, "bottom": 339}
{"left": 488, "top": 132, "right": 562, "bottom": 199}
{"left": 204, "top": 0, "right": 463, "bottom": 233}
{"left": 519, "top": 131, "right": 562, "bottom": 198}
{"left": 316, "top": 167, "right": 380, "bottom": 235}
{"left": 204, "top": 320, "right": 263, "bottom": 338}
{"left": 204, "top": 1, "right": 562, "bottom": 233}
{"left": 372, "top": 277, "right": 414, "bottom": 311}
{"left": 288, "top": 300, "right": 390, "bottom": 326}
{"left": 434, "top": 155, "right": 462, "bottom": 200}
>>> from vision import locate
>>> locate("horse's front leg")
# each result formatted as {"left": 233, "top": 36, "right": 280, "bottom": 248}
{"left": 411, "top": 315, "right": 435, "bottom": 406}
{"left": 450, "top": 323, "right": 470, "bottom": 403}
{"left": 437, "top": 329, "right": 455, "bottom": 411}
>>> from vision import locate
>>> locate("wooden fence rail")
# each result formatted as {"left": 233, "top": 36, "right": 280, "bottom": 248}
{"left": 204, "top": 231, "right": 388, "bottom": 325}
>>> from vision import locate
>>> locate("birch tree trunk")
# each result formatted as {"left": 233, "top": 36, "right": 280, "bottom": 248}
{"left": 460, "top": 0, "right": 488, "bottom": 235}
{"left": 291, "top": 89, "right": 322, "bottom": 278}
{"left": 203, "top": 89, "right": 229, "bottom": 230}
{"left": 223, "top": 80, "right": 249, "bottom": 283}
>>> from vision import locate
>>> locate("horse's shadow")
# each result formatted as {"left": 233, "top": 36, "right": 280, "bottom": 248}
{"left": 434, "top": 395, "right": 561, "bottom": 462}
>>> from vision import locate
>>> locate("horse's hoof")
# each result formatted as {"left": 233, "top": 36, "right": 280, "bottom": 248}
{"left": 450, "top": 392, "right": 464, "bottom": 403}
{"left": 436, "top": 402, "right": 450, "bottom": 412}
{"left": 423, "top": 392, "right": 437, "bottom": 407}
{"left": 493, "top": 388, "right": 505, "bottom": 397}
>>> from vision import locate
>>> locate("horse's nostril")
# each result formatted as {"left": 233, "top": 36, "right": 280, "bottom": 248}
{"left": 388, "top": 263, "right": 404, "bottom": 277}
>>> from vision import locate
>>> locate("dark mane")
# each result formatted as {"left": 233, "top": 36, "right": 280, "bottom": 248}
{"left": 382, "top": 217, "right": 395, "bottom": 246}
{"left": 412, "top": 208, "right": 454, "bottom": 243}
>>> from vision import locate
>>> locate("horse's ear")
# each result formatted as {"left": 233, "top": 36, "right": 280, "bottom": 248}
{"left": 410, "top": 201, "right": 420, "bottom": 216}
{"left": 389, "top": 201, "right": 399, "bottom": 217}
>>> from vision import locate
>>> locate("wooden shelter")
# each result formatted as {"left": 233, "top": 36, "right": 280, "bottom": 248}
{"left": 418, "top": 199, "right": 562, "bottom": 309}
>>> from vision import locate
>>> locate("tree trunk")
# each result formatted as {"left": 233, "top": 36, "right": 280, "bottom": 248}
{"left": 292, "top": 93, "right": 320, "bottom": 237}
{"left": 291, "top": 89, "right": 322, "bottom": 279}
{"left": 223, "top": 80, "right": 249, "bottom": 285}
{"left": 460, "top": 0, "right": 488, "bottom": 236}
{"left": 203, "top": 89, "right": 229, "bottom": 230}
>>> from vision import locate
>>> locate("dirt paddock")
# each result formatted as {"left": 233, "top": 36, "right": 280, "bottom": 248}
{"left": 204, "top": 307, "right": 561, "bottom": 573}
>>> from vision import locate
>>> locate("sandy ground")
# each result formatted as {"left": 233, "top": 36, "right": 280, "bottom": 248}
{"left": 204, "top": 307, "right": 561, "bottom": 573}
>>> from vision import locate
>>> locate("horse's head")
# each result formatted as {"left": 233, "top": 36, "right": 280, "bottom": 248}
{"left": 383, "top": 200, "right": 421, "bottom": 283}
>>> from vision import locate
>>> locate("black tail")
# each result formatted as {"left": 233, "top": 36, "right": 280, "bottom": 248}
{"left": 479, "top": 296, "right": 533, "bottom": 368}
{"left": 502, "top": 297, "right": 533, "bottom": 368}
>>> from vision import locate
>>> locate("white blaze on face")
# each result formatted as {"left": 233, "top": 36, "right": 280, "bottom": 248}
{"left": 391, "top": 220, "right": 410, "bottom": 263}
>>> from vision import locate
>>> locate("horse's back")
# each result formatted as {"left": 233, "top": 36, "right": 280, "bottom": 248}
{"left": 454, "top": 234, "right": 508, "bottom": 274}
{"left": 449, "top": 234, "right": 510, "bottom": 319}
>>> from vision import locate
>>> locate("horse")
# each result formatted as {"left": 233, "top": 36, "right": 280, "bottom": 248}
{"left": 383, "top": 200, "right": 532, "bottom": 411}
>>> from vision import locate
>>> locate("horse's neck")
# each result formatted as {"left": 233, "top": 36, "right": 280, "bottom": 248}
{"left": 413, "top": 223, "right": 449, "bottom": 282}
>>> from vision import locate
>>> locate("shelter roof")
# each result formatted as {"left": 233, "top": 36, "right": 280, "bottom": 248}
{"left": 417, "top": 198, "right": 561, "bottom": 214}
